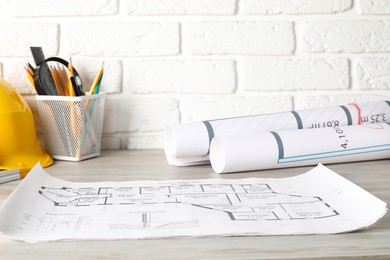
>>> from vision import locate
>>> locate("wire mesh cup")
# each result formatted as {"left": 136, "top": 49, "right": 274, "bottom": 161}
{"left": 35, "top": 93, "right": 106, "bottom": 161}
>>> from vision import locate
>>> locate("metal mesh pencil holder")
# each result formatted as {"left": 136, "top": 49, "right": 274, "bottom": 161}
{"left": 35, "top": 93, "right": 106, "bottom": 161}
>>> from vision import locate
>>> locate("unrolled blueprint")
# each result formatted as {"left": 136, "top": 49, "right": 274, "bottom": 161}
{"left": 0, "top": 164, "right": 387, "bottom": 242}
{"left": 165, "top": 101, "right": 390, "bottom": 166}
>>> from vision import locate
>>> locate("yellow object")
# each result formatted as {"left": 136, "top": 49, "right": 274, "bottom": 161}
{"left": 0, "top": 78, "right": 53, "bottom": 178}
{"left": 89, "top": 62, "right": 104, "bottom": 95}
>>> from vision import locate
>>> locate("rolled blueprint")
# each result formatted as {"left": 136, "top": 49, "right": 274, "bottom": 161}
{"left": 165, "top": 101, "right": 390, "bottom": 166}
{"left": 210, "top": 123, "right": 390, "bottom": 173}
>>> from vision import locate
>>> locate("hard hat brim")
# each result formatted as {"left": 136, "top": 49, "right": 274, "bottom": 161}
{"left": 1, "top": 140, "right": 53, "bottom": 178}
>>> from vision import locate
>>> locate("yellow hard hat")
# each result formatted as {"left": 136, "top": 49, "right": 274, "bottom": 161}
{"left": 0, "top": 78, "right": 53, "bottom": 178}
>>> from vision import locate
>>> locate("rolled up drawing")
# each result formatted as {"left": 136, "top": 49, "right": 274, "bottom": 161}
{"left": 165, "top": 101, "right": 390, "bottom": 166}
{"left": 210, "top": 123, "right": 390, "bottom": 173}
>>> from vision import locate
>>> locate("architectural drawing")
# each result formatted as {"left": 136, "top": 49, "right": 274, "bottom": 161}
{"left": 1, "top": 164, "right": 385, "bottom": 242}
{"left": 39, "top": 182, "right": 338, "bottom": 223}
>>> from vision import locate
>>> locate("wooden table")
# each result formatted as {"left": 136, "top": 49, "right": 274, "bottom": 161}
{"left": 0, "top": 150, "right": 389, "bottom": 259}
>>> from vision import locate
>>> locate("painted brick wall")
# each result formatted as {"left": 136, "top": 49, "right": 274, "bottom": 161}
{"left": 0, "top": 0, "right": 389, "bottom": 150}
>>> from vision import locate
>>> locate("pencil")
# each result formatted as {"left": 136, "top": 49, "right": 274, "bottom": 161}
{"left": 68, "top": 57, "right": 74, "bottom": 74}
{"left": 89, "top": 62, "right": 104, "bottom": 95}
{"left": 67, "top": 74, "right": 75, "bottom": 96}
{"left": 24, "top": 65, "right": 35, "bottom": 90}
{"left": 57, "top": 64, "right": 69, "bottom": 96}
{"left": 25, "top": 63, "right": 34, "bottom": 76}
{"left": 67, "top": 58, "right": 77, "bottom": 96}
{"left": 68, "top": 57, "right": 84, "bottom": 96}
{"left": 26, "top": 63, "right": 46, "bottom": 95}
{"left": 27, "top": 62, "right": 34, "bottom": 72}
{"left": 93, "top": 72, "right": 103, "bottom": 94}
{"left": 50, "top": 65, "right": 64, "bottom": 96}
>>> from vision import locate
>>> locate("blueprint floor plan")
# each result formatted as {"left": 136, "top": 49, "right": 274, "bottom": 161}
{"left": 38, "top": 181, "right": 338, "bottom": 222}
{"left": 0, "top": 164, "right": 386, "bottom": 242}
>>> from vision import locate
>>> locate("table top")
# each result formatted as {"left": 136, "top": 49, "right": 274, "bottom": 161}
{"left": 0, "top": 150, "right": 389, "bottom": 260}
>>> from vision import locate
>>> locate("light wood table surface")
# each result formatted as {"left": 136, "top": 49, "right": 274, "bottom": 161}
{"left": 0, "top": 150, "right": 389, "bottom": 259}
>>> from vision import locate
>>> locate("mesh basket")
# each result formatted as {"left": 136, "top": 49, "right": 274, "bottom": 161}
{"left": 35, "top": 93, "right": 106, "bottom": 161}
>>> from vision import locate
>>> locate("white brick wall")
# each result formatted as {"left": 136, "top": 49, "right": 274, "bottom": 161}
{"left": 127, "top": 0, "right": 236, "bottom": 15}
{"left": 3, "top": 0, "right": 118, "bottom": 17}
{"left": 0, "top": 23, "right": 58, "bottom": 56}
{"left": 359, "top": 0, "right": 390, "bottom": 14}
{"left": 0, "top": 0, "right": 389, "bottom": 150}
{"left": 104, "top": 98, "right": 179, "bottom": 133}
{"left": 124, "top": 60, "right": 236, "bottom": 94}
{"left": 62, "top": 22, "right": 180, "bottom": 56}
{"left": 357, "top": 58, "right": 390, "bottom": 90}
{"left": 185, "top": 21, "right": 294, "bottom": 55}
{"left": 181, "top": 96, "right": 293, "bottom": 121}
{"left": 240, "top": 0, "right": 352, "bottom": 14}
{"left": 241, "top": 58, "right": 349, "bottom": 91}
{"left": 299, "top": 20, "right": 390, "bottom": 53}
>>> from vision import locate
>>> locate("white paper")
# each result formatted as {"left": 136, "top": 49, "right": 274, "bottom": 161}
{"left": 0, "top": 164, "right": 387, "bottom": 242}
{"left": 210, "top": 123, "right": 390, "bottom": 173}
{"left": 165, "top": 101, "right": 390, "bottom": 166}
